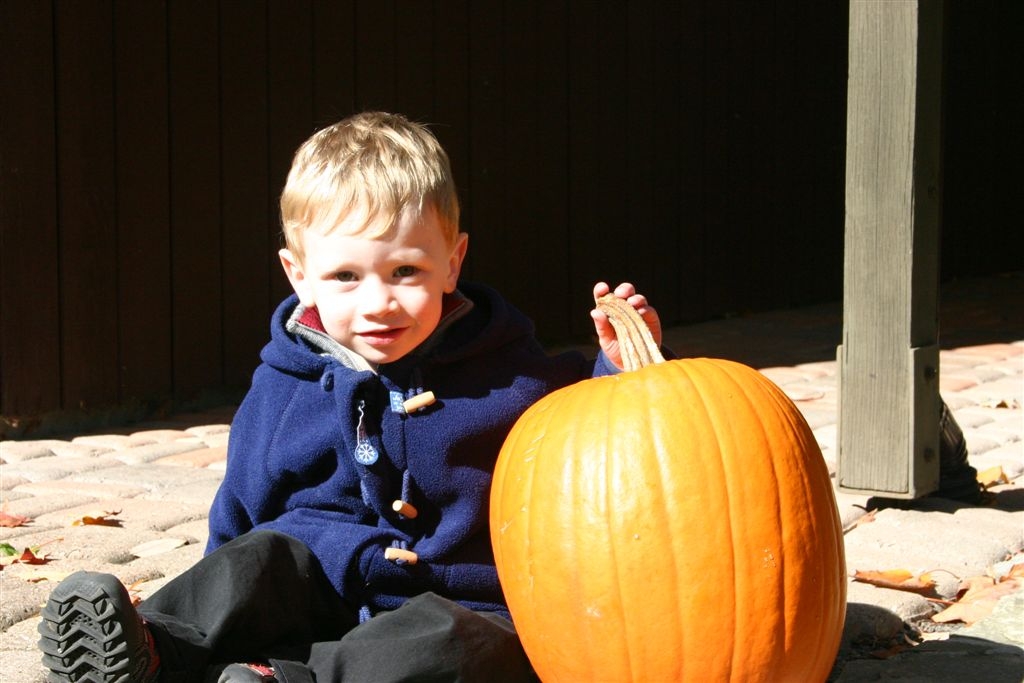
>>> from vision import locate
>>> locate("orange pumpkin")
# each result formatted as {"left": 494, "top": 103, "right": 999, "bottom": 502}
{"left": 490, "top": 296, "right": 846, "bottom": 682}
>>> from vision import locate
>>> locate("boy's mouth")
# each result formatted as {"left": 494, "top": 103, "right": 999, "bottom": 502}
{"left": 357, "top": 327, "right": 405, "bottom": 346}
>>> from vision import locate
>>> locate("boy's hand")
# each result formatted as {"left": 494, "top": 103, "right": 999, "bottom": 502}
{"left": 591, "top": 282, "right": 662, "bottom": 371}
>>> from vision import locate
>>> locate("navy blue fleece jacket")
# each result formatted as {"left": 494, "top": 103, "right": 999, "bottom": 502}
{"left": 206, "top": 281, "right": 618, "bottom": 617}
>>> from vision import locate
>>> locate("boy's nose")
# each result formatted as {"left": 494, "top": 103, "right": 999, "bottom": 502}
{"left": 360, "top": 280, "right": 398, "bottom": 316}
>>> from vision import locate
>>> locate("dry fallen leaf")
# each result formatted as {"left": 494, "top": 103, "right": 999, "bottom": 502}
{"left": 980, "top": 398, "right": 1020, "bottom": 409}
{"left": 0, "top": 506, "right": 30, "bottom": 528}
{"left": 932, "top": 575, "right": 1023, "bottom": 625}
{"left": 126, "top": 578, "right": 146, "bottom": 606}
{"left": 852, "top": 568, "right": 945, "bottom": 598}
{"left": 0, "top": 538, "right": 61, "bottom": 569}
{"left": 15, "top": 547, "right": 50, "bottom": 565}
{"left": 843, "top": 509, "right": 878, "bottom": 534}
{"left": 22, "top": 568, "right": 72, "bottom": 583}
{"left": 976, "top": 465, "right": 1009, "bottom": 489}
{"left": 0, "top": 543, "right": 19, "bottom": 569}
{"left": 71, "top": 509, "right": 123, "bottom": 527}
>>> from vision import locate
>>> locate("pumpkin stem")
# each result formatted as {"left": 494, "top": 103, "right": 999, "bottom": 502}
{"left": 594, "top": 293, "right": 665, "bottom": 371}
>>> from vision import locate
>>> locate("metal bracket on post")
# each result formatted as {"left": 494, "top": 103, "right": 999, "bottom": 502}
{"left": 909, "top": 344, "right": 941, "bottom": 497}
{"left": 837, "top": 344, "right": 940, "bottom": 499}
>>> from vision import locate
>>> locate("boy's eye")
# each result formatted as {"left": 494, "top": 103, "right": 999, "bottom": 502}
{"left": 394, "top": 265, "right": 418, "bottom": 278}
{"left": 334, "top": 271, "right": 358, "bottom": 283}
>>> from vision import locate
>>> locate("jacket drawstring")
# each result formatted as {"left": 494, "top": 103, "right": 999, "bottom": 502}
{"left": 353, "top": 399, "right": 379, "bottom": 465}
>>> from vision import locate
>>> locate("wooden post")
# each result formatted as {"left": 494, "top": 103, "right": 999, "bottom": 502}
{"left": 838, "top": 0, "right": 944, "bottom": 498}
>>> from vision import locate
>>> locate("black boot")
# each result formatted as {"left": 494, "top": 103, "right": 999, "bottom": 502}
{"left": 38, "top": 571, "right": 161, "bottom": 682}
{"left": 933, "top": 400, "right": 984, "bottom": 503}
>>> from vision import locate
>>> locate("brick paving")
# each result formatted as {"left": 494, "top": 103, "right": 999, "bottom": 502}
{"left": 1, "top": 272, "right": 1021, "bottom": 681}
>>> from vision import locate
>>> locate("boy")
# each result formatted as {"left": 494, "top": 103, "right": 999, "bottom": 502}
{"left": 38, "top": 112, "right": 663, "bottom": 683}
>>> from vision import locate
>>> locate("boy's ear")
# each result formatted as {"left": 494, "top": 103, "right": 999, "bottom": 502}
{"left": 445, "top": 233, "right": 469, "bottom": 293}
{"left": 279, "top": 248, "right": 315, "bottom": 306}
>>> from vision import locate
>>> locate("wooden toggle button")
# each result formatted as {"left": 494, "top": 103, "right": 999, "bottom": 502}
{"left": 384, "top": 547, "right": 418, "bottom": 564}
{"left": 392, "top": 500, "right": 419, "bottom": 519}
{"left": 402, "top": 391, "right": 436, "bottom": 413}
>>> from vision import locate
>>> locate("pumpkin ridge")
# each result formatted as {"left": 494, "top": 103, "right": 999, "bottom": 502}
{"left": 540, "top": 387, "right": 589, "bottom": 673}
{"left": 673, "top": 360, "right": 741, "bottom": 677}
{"left": 698, "top": 360, "right": 770, "bottom": 678}
{"left": 617, "top": 372, "right": 687, "bottom": 680}
{"left": 598, "top": 385, "right": 630, "bottom": 679}
{"left": 755, "top": 366, "right": 831, "bottom": 676}
{"left": 729, "top": 363, "right": 846, "bottom": 679}
{"left": 757, "top": 370, "right": 848, "bottom": 677}
{"left": 716, "top": 361, "right": 792, "bottom": 675}
{"left": 498, "top": 390, "right": 564, "bottom": 655}
{"left": 748, "top": 370, "right": 846, "bottom": 645}
{"left": 513, "top": 400, "right": 544, "bottom": 642}
{"left": 565, "top": 379, "right": 622, "bottom": 681}
{"left": 567, "top": 379, "right": 615, "bottom": 682}
{"left": 655, "top": 362, "right": 704, "bottom": 671}
{"left": 602, "top": 384, "right": 634, "bottom": 682}
{"left": 649, "top": 370, "right": 693, "bottom": 680}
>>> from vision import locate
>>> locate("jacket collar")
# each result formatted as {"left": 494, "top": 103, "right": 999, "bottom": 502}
{"left": 285, "top": 290, "right": 475, "bottom": 373}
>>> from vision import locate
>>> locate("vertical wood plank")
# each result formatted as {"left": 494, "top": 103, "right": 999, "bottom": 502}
{"left": 54, "top": 1, "right": 119, "bottom": 411}
{"left": 625, "top": 1, "right": 683, "bottom": 325}
{"left": 394, "top": 1, "right": 435, "bottom": 121}
{"left": 312, "top": 0, "right": 356, "bottom": 126}
{"left": 700, "top": 0, "right": 736, "bottom": 318}
{"left": 431, "top": 0, "right": 471, "bottom": 236}
{"left": 567, "top": 1, "right": 629, "bottom": 339}
{"left": 838, "top": 0, "right": 943, "bottom": 498}
{"left": 221, "top": 0, "right": 272, "bottom": 388}
{"left": 503, "top": 0, "right": 572, "bottom": 342}
{"left": 168, "top": 0, "right": 223, "bottom": 395}
{"left": 114, "top": 0, "right": 173, "bottom": 403}
{"left": 726, "top": 1, "right": 776, "bottom": 313}
{"left": 268, "top": 0, "right": 314, "bottom": 305}
{"left": 674, "top": 0, "right": 708, "bottom": 325}
{"left": 0, "top": 1, "right": 61, "bottom": 419}
{"left": 769, "top": 0, "right": 804, "bottom": 309}
{"left": 767, "top": 1, "right": 847, "bottom": 310}
{"left": 354, "top": 0, "right": 396, "bottom": 111}
{"left": 464, "top": 3, "right": 505, "bottom": 286}
{"left": 940, "top": 1, "right": 1024, "bottom": 278}
{"left": 796, "top": 2, "right": 847, "bottom": 304}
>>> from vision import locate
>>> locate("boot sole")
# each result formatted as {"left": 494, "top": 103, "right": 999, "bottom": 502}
{"left": 37, "top": 571, "right": 153, "bottom": 683}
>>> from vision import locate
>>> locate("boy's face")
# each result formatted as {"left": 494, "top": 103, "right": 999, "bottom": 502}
{"left": 280, "top": 204, "right": 468, "bottom": 365}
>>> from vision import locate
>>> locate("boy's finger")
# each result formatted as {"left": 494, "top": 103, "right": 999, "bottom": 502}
{"left": 613, "top": 282, "right": 636, "bottom": 298}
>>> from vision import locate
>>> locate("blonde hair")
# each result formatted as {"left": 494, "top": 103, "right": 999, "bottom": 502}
{"left": 280, "top": 112, "right": 460, "bottom": 259}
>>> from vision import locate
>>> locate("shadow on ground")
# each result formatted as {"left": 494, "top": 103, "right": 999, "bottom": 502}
{"left": 831, "top": 633, "right": 1023, "bottom": 683}
{"left": 868, "top": 487, "right": 1024, "bottom": 514}
{"left": 671, "top": 271, "right": 1023, "bottom": 370}
{"left": 829, "top": 601, "right": 1024, "bottom": 683}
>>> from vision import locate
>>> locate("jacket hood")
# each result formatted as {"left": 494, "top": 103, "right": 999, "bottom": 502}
{"left": 260, "top": 281, "right": 538, "bottom": 378}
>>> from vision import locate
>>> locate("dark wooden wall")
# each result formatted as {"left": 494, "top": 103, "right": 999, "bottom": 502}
{"left": 1, "top": 1, "right": 1020, "bottom": 431}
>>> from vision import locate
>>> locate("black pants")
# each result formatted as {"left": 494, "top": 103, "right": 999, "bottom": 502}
{"left": 139, "top": 530, "right": 537, "bottom": 683}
